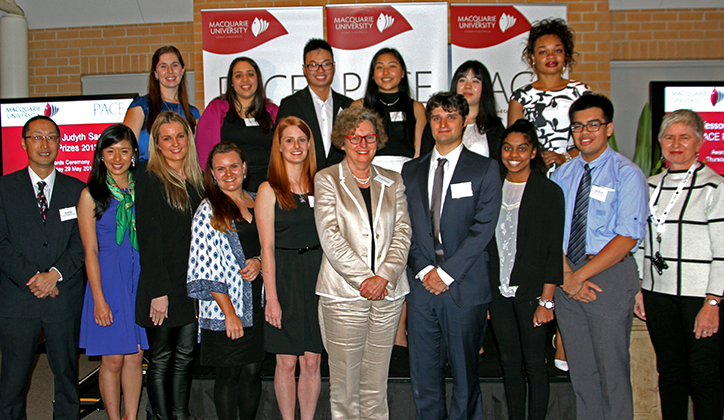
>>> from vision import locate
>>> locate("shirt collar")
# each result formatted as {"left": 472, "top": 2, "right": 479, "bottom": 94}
{"left": 432, "top": 142, "right": 463, "bottom": 168}
{"left": 28, "top": 166, "right": 56, "bottom": 187}
{"left": 576, "top": 144, "right": 612, "bottom": 171}
{"left": 309, "top": 86, "right": 331, "bottom": 106}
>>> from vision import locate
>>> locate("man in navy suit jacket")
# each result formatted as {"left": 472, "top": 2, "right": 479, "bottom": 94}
{"left": 0, "top": 116, "right": 85, "bottom": 420}
{"left": 402, "top": 92, "right": 501, "bottom": 420}
{"left": 276, "top": 38, "right": 353, "bottom": 171}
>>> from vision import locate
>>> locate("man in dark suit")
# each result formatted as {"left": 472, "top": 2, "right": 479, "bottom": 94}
{"left": 402, "top": 92, "right": 501, "bottom": 420}
{"left": 0, "top": 116, "right": 85, "bottom": 420}
{"left": 276, "top": 38, "right": 353, "bottom": 171}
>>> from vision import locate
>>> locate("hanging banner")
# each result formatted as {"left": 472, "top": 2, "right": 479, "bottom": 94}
{"left": 201, "top": 7, "right": 323, "bottom": 107}
{"left": 327, "top": 3, "right": 448, "bottom": 104}
{"left": 450, "top": 4, "right": 567, "bottom": 119}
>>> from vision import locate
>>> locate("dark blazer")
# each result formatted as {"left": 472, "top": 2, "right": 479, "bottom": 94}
{"left": 487, "top": 171, "right": 565, "bottom": 302}
{"left": 0, "top": 168, "right": 85, "bottom": 321}
{"left": 402, "top": 147, "right": 502, "bottom": 307}
{"left": 135, "top": 171, "right": 202, "bottom": 328}
{"left": 277, "top": 87, "right": 353, "bottom": 171}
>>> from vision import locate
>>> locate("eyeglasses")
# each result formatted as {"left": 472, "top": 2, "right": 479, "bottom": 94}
{"left": 304, "top": 61, "right": 334, "bottom": 71}
{"left": 24, "top": 134, "right": 60, "bottom": 143}
{"left": 570, "top": 121, "right": 610, "bottom": 133}
{"left": 346, "top": 134, "right": 378, "bottom": 144}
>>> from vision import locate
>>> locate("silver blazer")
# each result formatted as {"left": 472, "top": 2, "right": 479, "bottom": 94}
{"left": 314, "top": 160, "right": 411, "bottom": 300}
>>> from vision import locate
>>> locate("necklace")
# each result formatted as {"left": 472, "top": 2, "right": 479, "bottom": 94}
{"left": 378, "top": 96, "right": 400, "bottom": 106}
{"left": 352, "top": 173, "right": 371, "bottom": 184}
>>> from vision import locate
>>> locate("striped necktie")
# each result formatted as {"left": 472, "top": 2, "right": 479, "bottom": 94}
{"left": 567, "top": 164, "right": 591, "bottom": 264}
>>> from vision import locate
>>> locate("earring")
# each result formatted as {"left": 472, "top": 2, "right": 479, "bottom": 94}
{"left": 131, "top": 157, "right": 135, "bottom": 167}
{"left": 213, "top": 177, "right": 218, "bottom": 185}
{"left": 562, "top": 65, "right": 567, "bottom": 74}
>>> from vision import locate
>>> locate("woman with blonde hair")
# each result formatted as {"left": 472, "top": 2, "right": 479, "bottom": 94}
{"left": 135, "top": 111, "right": 204, "bottom": 420}
{"left": 256, "top": 117, "right": 322, "bottom": 420}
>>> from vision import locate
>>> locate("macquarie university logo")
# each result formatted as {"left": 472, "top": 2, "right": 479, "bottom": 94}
{"left": 44, "top": 103, "right": 59, "bottom": 118}
{"left": 451, "top": 6, "right": 531, "bottom": 49}
{"left": 202, "top": 10, "right": 288, "bottom": 54}
{"left": 327, "top": 6, "right": 413, "bottom": 50}
{"left": 712, "top": 89, "right": 724, "bottom": 107}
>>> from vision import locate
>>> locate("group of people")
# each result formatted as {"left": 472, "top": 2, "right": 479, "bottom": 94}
{"left": 0, "top": 17, "right": 721, "bottom": 420}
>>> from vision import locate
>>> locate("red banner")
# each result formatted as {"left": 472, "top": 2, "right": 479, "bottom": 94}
{"left": 202, "top": 10, "right": 289, "bottom": 55}
{"left": 451, "top": 6, "right": 531, "bottom": 49}
{"left": 327, "top": 5, "right": 413, "bottom": 50}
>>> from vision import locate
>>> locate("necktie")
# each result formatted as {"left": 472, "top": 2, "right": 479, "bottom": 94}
{"left": 431, "top": 158, "right": 447, "bottom": 266}
{"left": 568, "top": 164, "right": 591, "bottom": 264}
{"left": 37, "top": 181, "right": 48, "bottom": 223}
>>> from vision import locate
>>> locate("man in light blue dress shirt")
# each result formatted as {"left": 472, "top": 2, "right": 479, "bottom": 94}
{"left": 551, "top": 94, "right": 648, "bottom": 420}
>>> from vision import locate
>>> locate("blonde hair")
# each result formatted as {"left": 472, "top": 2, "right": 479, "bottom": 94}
{"left": 659, "top": 109, "right": 705, "bottom": 142}
{"left": 147, "top": 111, "right": 204, "bottom": 212}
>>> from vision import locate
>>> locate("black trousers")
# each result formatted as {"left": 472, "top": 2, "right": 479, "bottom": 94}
{"left": 145, "top": 322, "right": 197, "bottom": 420}
{"left": 489, "top": 291, "right": 549, "bottom": 420}
{"left": 0, "top": 316, "right": 80, "bottom": 420}
{"left": 643, "top": 290, "right": 723, "bottom": 420}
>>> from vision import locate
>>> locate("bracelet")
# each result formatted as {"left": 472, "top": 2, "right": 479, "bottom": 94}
{"left": 253, "top": 256, "right": 262, "bottom": 263}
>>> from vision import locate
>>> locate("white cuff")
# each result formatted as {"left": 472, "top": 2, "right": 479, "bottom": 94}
{"left": 416, "top": 265, "right": 434, "bottom": 281}
{"left": 50, "top": 267, "right": 63, "bottom": 282}
{"left": 437, "top": 268, "right": 454, "bottom": 286}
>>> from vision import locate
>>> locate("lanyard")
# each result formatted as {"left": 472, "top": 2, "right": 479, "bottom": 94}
{"left": 649, "top": 161, "right": 697, "bottom": 242}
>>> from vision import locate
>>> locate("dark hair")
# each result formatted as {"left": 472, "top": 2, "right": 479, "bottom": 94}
{"left": 425, "top": 92, "right": 469, "bottom": 121}
{"left": 523, "top": 18, "right": 577, "bottom": 69}
{"left": 450, "top": 60, "right": 501, "bottom": 135}
{"left": 22, "top": 115, "right": 60, "bottom": 138}
{"left": 362, "top": 47, "right": 416, "bottom": 150}
{"left": 224, "top": 57, "right": 273, "bottom": 134}
{"left": 569, "top": 93, "right": 614, "bottom": 123}
{"left": 303, "top": 38, "right": 334, "bottom": 62}
{"left": 204, "top": 142, "right": 247, "bottom": 233}
{"left": 87, "top": 124, "right": 139, "bottom": 219}
{"left": 499, "top": 119, "right": 547, "bottom": 177}
{"left": 146, "top": 46, "right": 196, "bottom": 134}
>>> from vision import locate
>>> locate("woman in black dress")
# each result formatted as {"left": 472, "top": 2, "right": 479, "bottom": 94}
{"left": 196, "top": 57, "right": 279, "bottom": 192}
{"left": 135, "top": 111, "right": 204, "bottom": 420}
{"left": 352, "top": 47, "right": 426, "bottom": 173}
{"left": 187, "top": 142, "right": 264, "bottom": 420}
{"left": 256, "top": 117, "right": 322, "bottom": 420}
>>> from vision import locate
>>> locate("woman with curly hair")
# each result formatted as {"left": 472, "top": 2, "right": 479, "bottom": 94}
{"left": 508, "top": 18, "right": 590, "bottom": 172}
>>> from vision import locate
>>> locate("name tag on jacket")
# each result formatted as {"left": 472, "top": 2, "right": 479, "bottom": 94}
{"left": 450, "top": 182, "right": 473, "bottom": 199}
{"left": 59, "top": 206, "right": 77, "bottom": 222}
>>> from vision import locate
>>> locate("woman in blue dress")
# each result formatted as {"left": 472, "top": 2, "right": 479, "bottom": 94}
{"left": 78, "top": 124, "right": 148, "bottom": 420}
{"left": 123, "top": 45, "right": 200, "bottom": 161}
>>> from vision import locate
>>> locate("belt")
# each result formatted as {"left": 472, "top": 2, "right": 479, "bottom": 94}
{"left": 584, "top": 252, "right": 634, "bottom": 263}
{"left": 275, "top": 245, "right": 320, "bottom": 254}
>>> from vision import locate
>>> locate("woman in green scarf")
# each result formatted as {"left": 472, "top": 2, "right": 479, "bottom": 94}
{"left": 78, "top": 124, "right": 148, "bottom": 420}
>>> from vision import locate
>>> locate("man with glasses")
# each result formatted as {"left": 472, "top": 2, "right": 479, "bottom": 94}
{"left": 0, "top": 116, "right": 85, "bottom": 420}
{"left": 551, "top": 94, "right": 648, "bottom": 420}
{"left": 277, "top": 38, "right": 353, "bottom": 171}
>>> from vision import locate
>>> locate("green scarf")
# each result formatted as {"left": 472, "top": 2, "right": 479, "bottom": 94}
{"left": 107, "top": 172, "right": 138, "bottom": 251}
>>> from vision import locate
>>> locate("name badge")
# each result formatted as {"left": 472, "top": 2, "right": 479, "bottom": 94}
{"left": 307, "top": 196, "right": 315, "bottom": 208}
{"left": 244, "top": 118, "right": 260, "bottom": 127}
{"left": 59, "top": 206, "right": 77, "bottom": 222}
{"left": 390, "top": 111, "right": 406, "bottom": 122}
{"left": 590, "top": 185, "right": 612, "bottom": 202}
{"left": 374, "top": 174, "right": 393, "bottom": 187}
{"left": 450, "top": 182, "right": 473, "bottom": 199}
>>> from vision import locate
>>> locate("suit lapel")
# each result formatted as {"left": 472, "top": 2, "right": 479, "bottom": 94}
{"left": 339, "top": 161, "right": 369, "bottom": 226}
{"left": 416, "top": 154, "right": 432, "bottom": 215}
{"left": 370, "top": 166, "right": 390, "bottom": 232}
{"left": 441, "top": 148, "right": 473, "bottom": 222}
{"left": 18, "top": 169, "right": 46, "bottom": 231}
{"left": 299, "top": 88, "right": 328, "bottom": 166}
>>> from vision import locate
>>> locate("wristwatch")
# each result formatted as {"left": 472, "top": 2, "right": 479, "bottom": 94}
{"left": 707, "top": 298, "right": 720, "bottom": 307}
{"left": 539, "top": 299, "right": 555, "bottom": 310}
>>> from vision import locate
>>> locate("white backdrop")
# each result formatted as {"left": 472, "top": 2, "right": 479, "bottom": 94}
{"left": 201, "top": 7, "right": 323, "bottom": 107}
{"left": 327, "top": 3, "right": 448, "bottom": 104}
{"left": 450, "top": 4, "right": 567, "bottom": 119}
